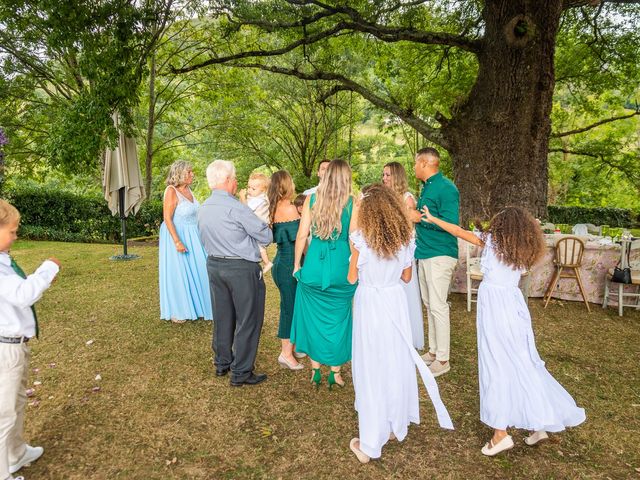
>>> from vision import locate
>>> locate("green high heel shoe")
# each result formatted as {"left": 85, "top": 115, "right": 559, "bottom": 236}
{"left": 310, "top": 368, "right": 322, "bottom": 388}
{"left": 328, "top": 370, "right": 345, "bottom": 390}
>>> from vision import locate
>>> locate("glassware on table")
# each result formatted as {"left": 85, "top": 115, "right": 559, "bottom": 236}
{"left": 609, "top": 227, "right": 623, "bottom": 240}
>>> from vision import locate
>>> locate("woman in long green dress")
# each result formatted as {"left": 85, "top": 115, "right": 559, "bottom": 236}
{"left": 291, "top": 160, "right": 358, "bottom": 389}
{"left": 268, "top": 171, "right": 304, "bottom": 371}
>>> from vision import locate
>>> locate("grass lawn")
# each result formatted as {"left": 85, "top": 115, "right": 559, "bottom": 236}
{"left": 10, "top": 241, "right": 640, "bottom": 479}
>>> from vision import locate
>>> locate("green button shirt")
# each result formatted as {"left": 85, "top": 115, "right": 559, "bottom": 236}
{"left": 415, "top": 172, "right": 460, "bottom": 260}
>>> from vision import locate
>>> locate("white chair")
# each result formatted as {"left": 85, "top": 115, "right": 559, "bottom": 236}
{"left": 465, "top": 241, "right": 530, "bottom": 312}
{"left": 602, "top": 239, "right": 640, "bottom": 316}
{"left": 585, "top": 224, "right": 601, "bottom": 235}
{"left": 572, "top": 224, "right": 589, "bottom": 236}
{"left": 466, "top": 242, "right": 483, "bottom": 311}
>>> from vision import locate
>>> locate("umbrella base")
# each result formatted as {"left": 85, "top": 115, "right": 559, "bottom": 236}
{"left": 109, "top": 254, "right": 141, "bottom": 261}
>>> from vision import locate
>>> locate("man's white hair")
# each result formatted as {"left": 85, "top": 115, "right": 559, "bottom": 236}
{"left": 206, "top": 160, "right": 236, "bottom": 189}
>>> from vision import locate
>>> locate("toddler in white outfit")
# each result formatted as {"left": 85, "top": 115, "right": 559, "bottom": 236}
{"left": 240, "top": 172, "right": 273, "bottom": 273}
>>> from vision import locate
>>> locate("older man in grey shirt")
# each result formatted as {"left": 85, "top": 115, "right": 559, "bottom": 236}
{"left": 198, "top": 160, "right": 273, "bottom": 386}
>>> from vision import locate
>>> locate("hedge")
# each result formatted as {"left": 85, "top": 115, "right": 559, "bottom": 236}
{"left": 2, "top": 184, "right": 637, "bottom": 243}
{"left": 545, "top": 205, "right": 638, "bottom": 228}
{"left": 2, "top": 184, "right": 162, "bottom": 243}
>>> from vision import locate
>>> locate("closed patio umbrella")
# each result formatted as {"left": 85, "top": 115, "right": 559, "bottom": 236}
{"left": 103, "top": 112, "right": 145, "bottom": 260}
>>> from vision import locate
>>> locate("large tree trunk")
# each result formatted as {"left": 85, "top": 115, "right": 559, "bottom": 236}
{"left": 441, "top": 0, "right": 562, "bottom": 224}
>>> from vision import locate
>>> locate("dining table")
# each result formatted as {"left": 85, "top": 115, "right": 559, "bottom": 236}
{"left": 449, "top": 234, "right": 640, "bottom": 305}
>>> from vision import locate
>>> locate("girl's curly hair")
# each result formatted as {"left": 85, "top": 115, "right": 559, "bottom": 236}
{"left": 358, "top": 183, "right": 413, "bottom": 258}
{"left": 484, "top": 206, "right": 545, "bottom": 270}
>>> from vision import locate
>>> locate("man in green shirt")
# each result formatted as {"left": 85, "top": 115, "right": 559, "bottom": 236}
{"left": 410, "top": 147, "right": 459, "bottom": 377}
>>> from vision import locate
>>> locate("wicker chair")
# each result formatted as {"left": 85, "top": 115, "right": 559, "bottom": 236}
{"left": 543, "top": 236, "right": 590, "bottom": 311}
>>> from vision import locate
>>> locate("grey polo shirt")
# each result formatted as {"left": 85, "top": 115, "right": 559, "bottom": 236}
{"left": 197, "top": 189, "right": 273, "bottom": 262}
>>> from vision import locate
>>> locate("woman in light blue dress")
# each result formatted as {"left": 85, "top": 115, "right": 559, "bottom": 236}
{"left": 159, "top": 161, "right": 213, "bottom": 322}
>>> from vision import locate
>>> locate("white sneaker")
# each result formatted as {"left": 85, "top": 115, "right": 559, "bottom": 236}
{"left": 524, "top": 430, "right": 549, "bottom": 446}
{"left": 421, "top": 352, "right": 436, "bottom": 366}
{"left": 481, "top": 435, "right": 514, "bottom": 456}
{"left": 10, "top": 445, "right": 43, "bottom": 473}
{"left": 429, "top": 361, "right": 450, "bottom": 377}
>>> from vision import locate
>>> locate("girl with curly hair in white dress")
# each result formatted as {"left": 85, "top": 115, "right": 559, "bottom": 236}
{"left": 347, "top": 184, "right": 453, "bottom": 464}
{"left": 422, "top": 205, "right": 585, "bottom": 456}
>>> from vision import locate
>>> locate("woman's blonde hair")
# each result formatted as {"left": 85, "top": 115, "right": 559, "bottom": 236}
{"left": 312, "top": 159, "right": 352, "bottom": 240}
{"left": 483, "top": 206, "right": 545, "bottom": 270}
{"left": 383, "top": 161, "right": 409, "bottom": 197}
{"left": 249, "top": 172, "right": 270, "bottom": 192}
{"left": 267, "top": 170, "right": 295, "bottom": 223}
{"left": 165, "top": 161, "right": 192, "bottom": 187}
{"left": 0, "top": 199, "right": 20, "bottom": 226}
{"left": 359, "top": 184, "right": 413, "bottom": 258}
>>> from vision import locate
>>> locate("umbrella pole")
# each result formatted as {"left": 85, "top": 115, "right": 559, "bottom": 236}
{"left": 119, "top": 187, "right": 127, "bottom": 256}
{"left": 109, "top": 188, "right": 140, "bottom": 261}
{"left": 122, "top": 216, "right": 127, "bottom": 256}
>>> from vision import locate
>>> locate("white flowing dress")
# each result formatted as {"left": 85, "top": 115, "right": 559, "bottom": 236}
{"left": 403, "top": 192, "right": 424, "bottom": 349}
{"left": 476, "top": 234, "right": 586, "bottom": 431}
{"left": 351, "top": 232, "right": 453, "bottom": 459}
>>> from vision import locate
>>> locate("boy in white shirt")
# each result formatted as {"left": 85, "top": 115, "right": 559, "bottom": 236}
{"left": 0, "top": 199, "right": 60, "bottom": 480}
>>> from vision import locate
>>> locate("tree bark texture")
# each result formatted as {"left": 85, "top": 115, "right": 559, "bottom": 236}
{"left": 441, "top": 0, "right": 562, "bottom": 223}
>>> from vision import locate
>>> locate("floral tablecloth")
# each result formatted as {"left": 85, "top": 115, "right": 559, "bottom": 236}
{"left": 450, "top": 235, "right": 639, "bottom": 305}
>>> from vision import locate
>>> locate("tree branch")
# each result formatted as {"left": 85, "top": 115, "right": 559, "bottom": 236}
{"left": 298, "top": 0, "right": 481, "bottom": 52}
{"left": 563, "top": 0, "right": 640, "bottom": 9}
{"left": 173, "top": 2, "right": 480, "bottom": 75}
{"left": 551, "top": 110, "right": 640, "bottom": 137}
{"left": 548, "top": 147, "right": 599, "bottom": 157}
{"left": 225, "top": 63, "right": 448, "bottom": 149}
{"left": 171, "top": 23, "right": 350, "bottom": 74}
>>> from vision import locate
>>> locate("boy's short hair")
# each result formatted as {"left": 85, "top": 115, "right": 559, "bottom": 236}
{"left": 249, "top": 172, "right": 270, "bottom": 191}
{"left": 0, "top": 199, "right": 20, "bottom": 226}
{"left": 294, "top": 194, "right": 306, "bottom": 208}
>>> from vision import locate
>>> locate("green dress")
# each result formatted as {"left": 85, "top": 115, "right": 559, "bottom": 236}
{"left": 290, "top": 196, "right": 356, "bottom": 365}
{"left": 272, "top": 219, "right": 300, "bottom": 339}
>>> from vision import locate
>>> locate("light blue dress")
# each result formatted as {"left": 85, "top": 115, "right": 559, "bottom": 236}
{"left": 159, "top": 186, "right": 213, "bottom": 321}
